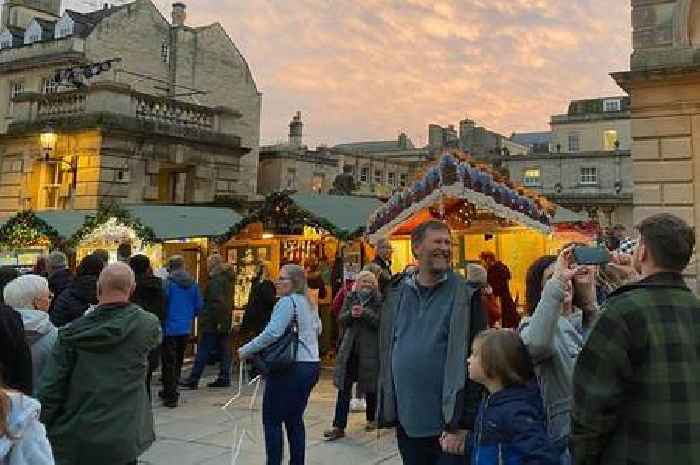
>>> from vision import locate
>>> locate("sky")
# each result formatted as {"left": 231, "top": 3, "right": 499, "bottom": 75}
{"left": 65, "top": 0, "right": 632, "bottom": 148}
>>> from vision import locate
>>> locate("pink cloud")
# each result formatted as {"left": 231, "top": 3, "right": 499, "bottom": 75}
{"left": 65, "top": 0, "right": 632, "bottom": 147}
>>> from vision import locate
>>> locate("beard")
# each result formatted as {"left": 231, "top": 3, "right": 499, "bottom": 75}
{"left": 424, "top": 250, "right": 451, "bottom": 274}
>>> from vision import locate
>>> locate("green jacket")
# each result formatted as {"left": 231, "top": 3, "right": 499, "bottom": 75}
{"left": 572, "top": 272, "right": 700, "bottom": 465}
{"left": 199, "top": 266, "right": 234, "bottom": 334}
{"left": 37, "top": 302, "right": 161, "bottom": 465}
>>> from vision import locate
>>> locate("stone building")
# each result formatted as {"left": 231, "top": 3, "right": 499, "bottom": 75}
{"left": 429, "top": 116, "right": 528, "bottom": 162}
{"left": 503, "top": 98, "right": 634, "bottom": 228}
{"left": 258, "top": 112, "right": 424, "bottom": 197}
{"left": 0, "top": 0, "right": 261, "bottom": 214}
{"left": 612, "top": 0, "right": 700, "bottom": 291}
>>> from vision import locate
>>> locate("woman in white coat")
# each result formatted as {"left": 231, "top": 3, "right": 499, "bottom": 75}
{"left": 0, "top": 386, "right": 54, "bottom": 465}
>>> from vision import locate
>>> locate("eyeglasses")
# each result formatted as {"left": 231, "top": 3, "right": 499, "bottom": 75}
{"left": 277, "top": 276, "right": 292, "bottom": 282}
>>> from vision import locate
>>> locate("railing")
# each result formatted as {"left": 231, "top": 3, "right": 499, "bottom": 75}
{"left": 133, "top": 94, "right": 214, "bottom": 131}
{"left": 37, "top": 93, "right": 87, "bottom": 118}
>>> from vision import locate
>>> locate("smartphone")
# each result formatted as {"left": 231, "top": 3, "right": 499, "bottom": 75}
{"left": 573, "top": 246, "right": 610, "bottom": 265}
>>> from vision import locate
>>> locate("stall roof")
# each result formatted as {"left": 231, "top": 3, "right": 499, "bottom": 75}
{"left": 290, "top": 194, "right": 383, "bottom": 235}
{"left": 4, "top": 206, "right": 242, "bottom": 241}
{"left": 552, "top": 206, "right": 589, "bottom": 224}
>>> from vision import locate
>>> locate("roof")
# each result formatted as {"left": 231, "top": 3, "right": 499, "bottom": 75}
{"left": 5, "top": 206, "right": 242, "bottom": 241}
{"left": 552, "top": 206, "right": 589, "bottom": 224}
{"left": 64, "top": 4, "right": 128, "bottom": 38}
{"left": 567, "top": 96, "right": 630, "bottom": 115}
{"left": 290, "top": 193, "right": 383, "bottom": 234}
{"left": 334, "top": 138, "right": 415, "bottom": 154}
{"left": 511, "top": 131, "right": 551, "bottom": 146}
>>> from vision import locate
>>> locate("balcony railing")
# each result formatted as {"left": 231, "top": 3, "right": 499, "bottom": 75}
{"left": 37, "top": 93, "right": 87, "bottom": 117}
{"left": 134, "top": 94, "right": 214, "bottom": 132}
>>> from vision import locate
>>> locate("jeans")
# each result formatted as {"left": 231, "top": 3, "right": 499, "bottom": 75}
{"left": 332, "top": 352, "right": 376, "bottom": 428}
{"left": 396, "top": 425, "right": 462, "bottom": 465}
{"left": 189, "top": 332, "right": 232, "bottom": 383}
{"left": 263, "top": 362, "right": 320, "bottom": 465}
{"left": 161, "top": 335, "right": 189, "bottom": 400}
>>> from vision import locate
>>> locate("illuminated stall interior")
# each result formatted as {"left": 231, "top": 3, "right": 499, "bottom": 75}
{"left": 0, "top": 211, "right": 63, "bottom": 272}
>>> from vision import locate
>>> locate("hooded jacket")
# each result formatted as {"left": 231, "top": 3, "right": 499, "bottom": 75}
{"left": 49, "top": 275, "right": 98, "bottom": 328}
{"left": 0, "top": 392, "right": 54, "bottom": 465}
{"left": 47, "top": 268, "right": 73, "bottom": 314}
{"left": 37, "top": 302, "right": 161, "bottom": 465}
{"left": 131, "top": 275, "right": 166, "bottom": 324}
{"left": 0, "top": 305, "right": 33, "bottom": 395}
{"left": 164, "top": 270, "right": 203, "bottom": 337}
{"left": 15, "top": 309, "right": 57, "bottom": 395}
{"left": 468, "top": 381, "right": 559, "bottom": 465}
{"left": 199, "top": 266, "right": 234, "bottom": 335}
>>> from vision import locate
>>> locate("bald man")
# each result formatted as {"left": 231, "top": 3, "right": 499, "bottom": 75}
{"left": 38, "top": 263, "right": 162, "bottom": 465}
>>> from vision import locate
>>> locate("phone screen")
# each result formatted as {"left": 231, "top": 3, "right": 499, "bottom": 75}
{"left": 573, "top": 246, "right": 610, "bottom": 265}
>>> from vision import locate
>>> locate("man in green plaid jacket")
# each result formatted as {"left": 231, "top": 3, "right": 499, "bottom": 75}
{"left": 572, "top": 213, "right": 700, "bottom": 465}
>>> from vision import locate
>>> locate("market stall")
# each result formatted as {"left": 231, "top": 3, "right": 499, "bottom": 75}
{"left": 0, "top": 211, "right": 66, "bottom": 272}
{"left": 217, "top": 191, "right": 382, "bottom": 354}
{"left": 367, "top": 151, "right": 583, "bottom": 306}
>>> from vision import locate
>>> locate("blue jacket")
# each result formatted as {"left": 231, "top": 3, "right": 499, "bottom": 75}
{"left": 468, "top": 381, "right": 559, "bottom": 465}
{"left": 164, "top": 270, "right": 203, "bottom": 336}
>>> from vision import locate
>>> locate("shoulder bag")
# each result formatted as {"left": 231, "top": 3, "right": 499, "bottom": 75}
{"left": 252, "top": 295, "right": 299, "bottom": 375}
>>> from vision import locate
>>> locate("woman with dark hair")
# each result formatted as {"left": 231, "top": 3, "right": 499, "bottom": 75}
{"left": 50, "top": 254, "right": 105, "bottom": 328}
{"left": 0, "top": 267, "right": 33, "bottom": 396}
{"left": 519, "top": 247, "right": 598, "bottom": 465}
{"left": 128, "top": 255, "right": 166, "bottom": 399}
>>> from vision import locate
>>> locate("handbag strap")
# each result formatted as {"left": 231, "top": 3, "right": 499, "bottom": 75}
{"left": 288, "top": 295, "right": 299, "bottom": 329}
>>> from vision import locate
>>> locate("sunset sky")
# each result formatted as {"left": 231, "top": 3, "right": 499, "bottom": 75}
{"left": 67, "top": 0, "right": 632, "bottom": 148}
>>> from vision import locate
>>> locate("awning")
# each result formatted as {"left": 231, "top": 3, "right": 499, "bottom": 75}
{"left": 290, "top": 193, "right": 383, "bottom": 236}
{"left": 551, "top": 206, "right": 589, "bottom": 224}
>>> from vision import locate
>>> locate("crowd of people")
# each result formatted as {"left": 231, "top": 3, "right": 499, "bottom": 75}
{"left": 1, "top": 211, "right": 700, "bottom": 465}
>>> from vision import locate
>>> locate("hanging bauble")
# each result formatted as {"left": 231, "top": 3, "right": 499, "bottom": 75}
{"left": 483, "top": 172, "right": 494, "bottom": 197}
{"left": 440, "top": 154, "right": 458, "bottom": 185}
{"left": 426, "top": 167, "right": 440, "bottom": 192}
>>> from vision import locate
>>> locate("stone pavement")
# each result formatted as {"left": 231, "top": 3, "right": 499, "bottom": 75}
{"left": 139, "top": 366, "right": 402, "bottom": 465}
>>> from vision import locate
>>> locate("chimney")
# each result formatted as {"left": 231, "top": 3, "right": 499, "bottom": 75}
{"left": 289, "top": 111, "right": 303, "bottom": 146}
{"left": 172, "top": 2, "right": 186, "bottom": 27}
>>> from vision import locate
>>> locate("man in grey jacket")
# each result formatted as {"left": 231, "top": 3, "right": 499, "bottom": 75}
{"left": 376, "top": 220, "right": 486, "bottom": 465}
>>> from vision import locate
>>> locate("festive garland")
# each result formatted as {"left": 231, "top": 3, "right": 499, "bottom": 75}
{"left": 0, "top": 210, "right": 64, "bottom": 251}
{"left": 216, "top": 191, "right": 363, "bottom": 243}
{"left": 67, "top": 202, "right": 158, "bottom": 248}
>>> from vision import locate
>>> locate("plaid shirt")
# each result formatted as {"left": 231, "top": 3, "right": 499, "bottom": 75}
{"left": 572, "top": 272, "right": 700, "bottom": 465}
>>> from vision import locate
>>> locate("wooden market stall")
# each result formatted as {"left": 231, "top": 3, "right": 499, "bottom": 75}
{"left": 217, "top": 191, "right": 382, "bottom": 353}
{"left": 0, "top": 211, "right": 67, "bottom": 272}
{"left": 367, "top": 151, "right": 595, "bottom": 307}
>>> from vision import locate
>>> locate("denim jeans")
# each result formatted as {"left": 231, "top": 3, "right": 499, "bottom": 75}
{"left": 263, "top": 362, "right": 320, "bottom": 465}
{"left": 189, "top": 332, "right": 231, "bottom": 383}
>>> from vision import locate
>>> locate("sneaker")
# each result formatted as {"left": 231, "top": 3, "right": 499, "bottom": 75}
{"left": 323, "top": 428, "right": 345, "bottom": 441}
{"left": 207, "top": 379, "right": 231, "bottom": 388}
{"left": 162, "top": 399, "right": 178, "bottom": 408}
{"left": 180, "top": 380, "right": 198, "bottom": 390}
{"left": 365, "top": 422, "right": 377, "bottom": 432}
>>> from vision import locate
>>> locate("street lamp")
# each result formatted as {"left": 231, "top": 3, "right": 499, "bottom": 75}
{"left": 40, "top": 124, "right": 57, "bottom": 160}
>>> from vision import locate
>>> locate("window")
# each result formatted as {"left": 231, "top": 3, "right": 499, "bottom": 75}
{"left": 41, "top": 78, "right": 58, "bottom": 94}
{"left": 41, "top": 162, "right": 62, "bottom": 209}
{"left": 523, "top": 168, "right": 541, "bottom": 187}
{"left": 312, "top": 173, "right": 324, "bottom": 192}
{"left": 399, "top": 173, "right": 407, "bottom": 187}
{"left": 374, "top": 169, "right": 383, "bottom": 184}
{"left": 604, "top": 99, "right": 621, "bottom": 112}
{"left": 360, "top": 166, "right": 369, "bottom": 183}
{"left": 161, "top": 42, "right": 170, "bottom": 64}
{"left": 580, "top": 167, "right": 597, "bottom": 185}
{"left": 8, "top": 81, "right": 23, "bottom": 113}
{"left": 286, "top": 168, "right": 296, "bottom": 189}
{"left": 603, "top": 130, "right": 618, "bottom": 151}
{"left": 0, "top": 31, "right": 11, "bottom": 48}
{"left": 568, "top": 133, "right": 580, "bottom": 152}
{"left": 388, "top": 172, "right": 396, "bottom": 186}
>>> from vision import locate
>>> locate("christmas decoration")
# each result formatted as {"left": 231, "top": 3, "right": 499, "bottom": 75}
{"left": 0, "top": 211, "right": 63, "bottom": 251}
{"left": 68, "top": 202, "right": 157, "bottom": 248}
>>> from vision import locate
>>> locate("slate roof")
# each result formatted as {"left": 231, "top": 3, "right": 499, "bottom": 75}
{"left": 290, "top": 193, "right": 383, "bottom": 234}
{"left": 64, "top": 4, "right": 128, "bottom": 38}
{"left": 334, "top": 139, "right": 415, "bottom": 154}
{"left": 33, "top": 18, "right": 56, "bottom": 40}
{"left": 511, "top": 132, "right": 551, "bottom": 147}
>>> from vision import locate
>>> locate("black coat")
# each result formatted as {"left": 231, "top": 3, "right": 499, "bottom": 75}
{"left": 0, "top": 304, "right": 33, "bottom": 395}
{"left": 131, "top": 276, "right": 167, "bottom": 324}
{"left": 372, "top": 257, "right": 393, "bottom": 293}
{"left": 48, "top": 268, "right": 74, "bottom": 314}
{"left": 240, "top": 279, "right": 276, "bottom": 339}
{"left": 334, "top": 289, "right": 381, "bottom": 393}
{"left": 50, "top": 274, "right": 99, "bottom": 327}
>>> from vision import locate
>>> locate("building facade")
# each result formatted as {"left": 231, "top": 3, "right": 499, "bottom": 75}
{"left": 259, "top": 113, "right": 424, "bottom": 197}
{"left": 612, "top": 0, "right": 700, "bottom": 292}
{"left": 0, "top": 0, "right": 261, "bottom": 214}
{"left": 503, "top": 98, "right": 634, "bottom": 228}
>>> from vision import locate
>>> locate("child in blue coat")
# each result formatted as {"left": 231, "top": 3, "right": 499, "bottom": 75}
{"left": 464, "top": 329, "right": 559, "bottom": 465}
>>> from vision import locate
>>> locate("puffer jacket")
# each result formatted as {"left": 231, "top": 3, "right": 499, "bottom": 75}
{"left": 333, "top": 289, "right": 381, "bottom": 393}
{"left": 0, "top": 392, "right": 54, "bottom": 465}
{"left": 164, "top": 270, "right": 203, "bottom": 337}
{"left": 50, "top": 274, "right": 98, "bottom": 328}
{"left": 468, "top": 381, "right": 559, "bottom": 465}
{"left": 15, "top": 308, "right": 57, "bottom": 395}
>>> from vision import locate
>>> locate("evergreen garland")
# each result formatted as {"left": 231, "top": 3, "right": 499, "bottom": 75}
{"left": 216, "top": 191, "right": 363, "bottom": 243}
{"left": 0, "top": 210, "right": 64, "bottom": 251}
{"left": 67, "top": 202, "right": 158, "bottom": 248}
